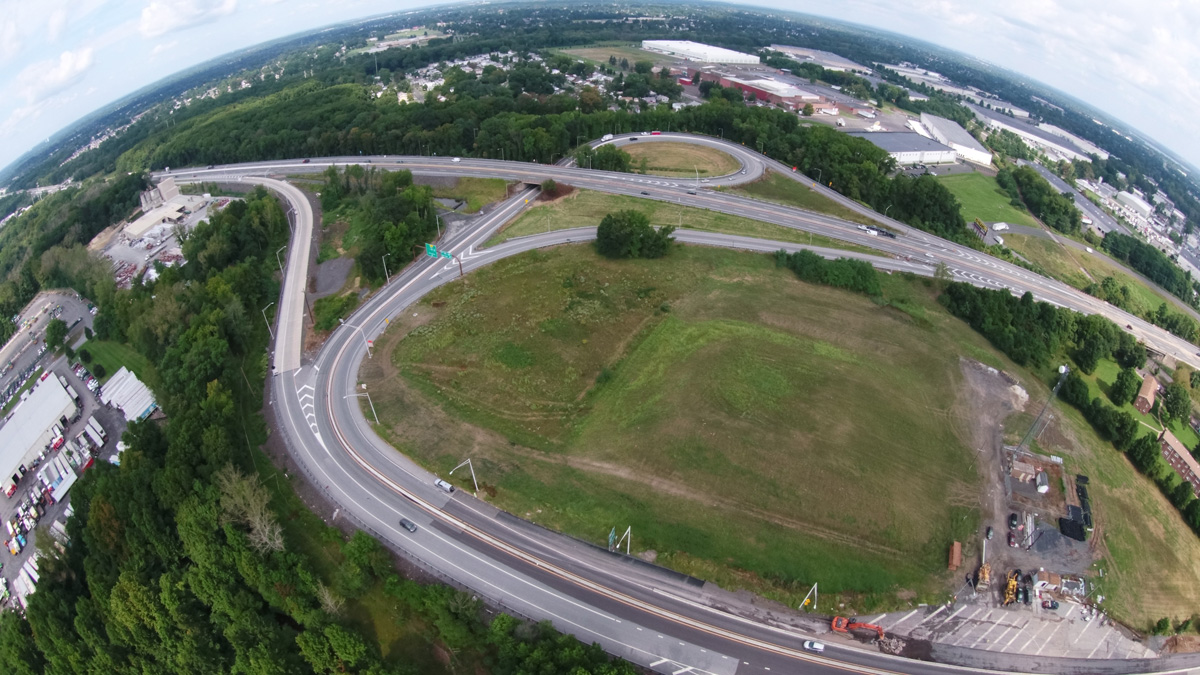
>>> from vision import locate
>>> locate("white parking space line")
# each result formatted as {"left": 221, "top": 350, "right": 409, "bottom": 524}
{"left": 886, "top": 609, "right": 918, "bottom": 630}
{"left": 934, "top": 606, "right": 966, "bottom": 630}
{"left": 912, "top": 605, "right": 944, "bottom": 629}
{"left": 867, "top": 614, "right": 886, "bottom": 624}
{"left": 984, "top": 623, "right": 1017, "bottom": 650}
{"left": 1034, "top": 620, "right": 1066, "bottom": 655}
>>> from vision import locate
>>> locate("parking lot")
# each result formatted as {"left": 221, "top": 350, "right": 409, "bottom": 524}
{"left": 867, "top": 598, "right": 1153, "bottom": 659}
{"left": 0, "top": 357, "right": 127, "bottom": 607}
{"left": 0, "top": 291, "right": 95, "bottom": 399}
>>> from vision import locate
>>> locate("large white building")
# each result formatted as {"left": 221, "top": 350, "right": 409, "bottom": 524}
{"left": 920, "top": 113, "right": 993, "bottom": 165}
{"left": 848, "top": 132, "right": 957, "bottom": 165}
{"left": 1117, "top": 191, "right": 1154, "bottom": 219}
{"left": 769, "top": 45, "right": 869, "bottom": 73}
{"left": 640, "top": 40, "right": 759, "bottom": 65}
{"left": 967, "top": 104, "right": 1093, "bottom": 162}
{"left": 0, "top": 378, "right": 78, "bottom": 494}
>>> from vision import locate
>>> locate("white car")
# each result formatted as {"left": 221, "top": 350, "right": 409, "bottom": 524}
{"left": 451, "top": 157, "right": 461, "bottom": 163}
{"left": 803, "top": 640, "right": 825, "bottom": 653}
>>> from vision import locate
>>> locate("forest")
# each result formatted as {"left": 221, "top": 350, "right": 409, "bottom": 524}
{"left": 995, "top": 166, "right": 1081, "bottom": 235}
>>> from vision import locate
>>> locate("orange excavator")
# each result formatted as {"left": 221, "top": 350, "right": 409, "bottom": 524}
{"left": 831, "top": 616, "right": 885, "bottom": 640}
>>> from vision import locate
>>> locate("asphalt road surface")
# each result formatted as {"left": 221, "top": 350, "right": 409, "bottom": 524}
{"left": 1017, "top": 160, "right": 1127, "bottom": 236}
{"left": 170, "top": 134, "right": 1200, "bottom": 675}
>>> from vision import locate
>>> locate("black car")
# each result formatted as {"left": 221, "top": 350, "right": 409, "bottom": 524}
{"left": 640, "top": 191, "right": 650, "bottom": 195}
{"left": 1008, "top": 512, "right": 1019, "bottom": 529}
{"left": 687, "top": 190, "right": 696, "bottom": 195}
{"left": 985, "top": 526, "right": 994, "bottom": 540}
{"left": 399, "top": 518, "right": 418, "bottom": 533}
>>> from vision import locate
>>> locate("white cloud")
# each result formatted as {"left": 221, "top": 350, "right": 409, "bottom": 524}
{"left": 16, "top": 48, "right": 95, "bottom": 103}
{"left": 139, "top": 0, "right": 237, "bottom": 38}
{"left": 151, "top": 39, "right": 180, "bottom": 56}
{"left": 0, "top": 19, "right": 20, "bottom": 61}
{"left": 47, "top": 8, "right": 68, "bottom": 41}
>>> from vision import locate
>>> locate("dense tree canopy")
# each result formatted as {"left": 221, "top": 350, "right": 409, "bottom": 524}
{"left": 595, "top": 210, "right": 674, "bottom": 259}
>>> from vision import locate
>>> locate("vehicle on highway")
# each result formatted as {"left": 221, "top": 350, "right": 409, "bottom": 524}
{"left": 434, "top": 479, "right": 455, "bottom": 493}
{"left": 301, "top": 159, "right": 310, "bottom": 163}
{"left": 627, "top": 137, "right": 637, "bottom": 141}
{"left": 640, "top": 131, "right": 649, "bottom": 136}
{"left": 986, "top": 526, "right": 993, "bottom": 540}
{"left": 399, "top": 518, "right": 418, "bottom": 533}
{"left": 651, "top": 131, "right": 662, "bottom": 135}
{"left": 640, "top": 191, "right": 650, "bottom": 195}
{"left": 687, "top": 190, "right": 696, "bottom": 195}
{"left": 206, "top": 164, "right": 214, "bottom": 169}
{"left": 452, "top": 157, "right": 461, "bottom": 162}
{"left": 601, "top": 133, "right": 614, "bottom": 141}
{"left": 802, "top": 640, "right": 825, "bottom": 653}
{"left": 1008, "top": 512, "right": 1019, "bottom": 529}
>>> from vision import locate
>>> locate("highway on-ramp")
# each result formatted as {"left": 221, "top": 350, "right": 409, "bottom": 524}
{"left": 171, "top": 135, "right": 1200, "bottom": 675}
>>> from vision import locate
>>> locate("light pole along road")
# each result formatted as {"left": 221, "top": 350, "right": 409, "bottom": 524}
{"left": 172, "top": 135, "right": 1200, "bottom": 675}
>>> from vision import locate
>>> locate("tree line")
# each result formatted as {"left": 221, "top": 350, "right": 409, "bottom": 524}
{"left": 996, "top": 166, "right": 1081, "bottom": 235}
{"left": 774, "top": 249, "right": 881, "bottom": 297}
{"left": 1102, "top": 232, "right": 1198, "bottom": 309}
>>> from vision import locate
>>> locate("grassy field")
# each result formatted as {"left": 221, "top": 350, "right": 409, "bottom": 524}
{"left": 935, "top": 173, "right": 1039, "bottom": 228}
{"left": 559, "top": 44, "right": 679, "bottom": 68}
{"left": 622, "top": 142, "right": 740, "bottom": 178}
{"left": 1004, "top": 234, "right": 1188, "bottom": 319}
{"left": 82, "top": 339, "right": 158, "bottom": 387}
{"left": 363, "top": 245, "right": 1008, "bottom": 611}
{"left": 431, "top": 177, "right": 510, "bottom": 214}
{"left": 1, "top": 367, "right": 41, "bottom": 415}
{"left": 1079, "top": 358, "right": 1161, "bottom": 432}
{"left": 485, "top": 188, "right": 874, "bottom": 254}
{"left": 722, "top": 171, "right": 878, "bottom": 227}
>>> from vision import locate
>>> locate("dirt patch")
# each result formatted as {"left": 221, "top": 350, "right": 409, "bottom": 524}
{"left": 538, "top": 184, "right": 576, "bottom": 202}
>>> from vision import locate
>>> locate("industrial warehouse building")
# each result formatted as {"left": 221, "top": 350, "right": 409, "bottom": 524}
{"left": 641, "top": 40, "right": 759, "bottom": 65}
{"left": 769, "top": 44, "right": 870, "bottom": 73}
{"left": 967, "top": 103, "right": 1095, "bottom": 161}
{"left": 848, "top": 132, "right": 957, "bottom": 165}
{"left": 0, "top": 378, "right": 78, "bottom": 494}
{"left": 919, "top": 113, "right": 993, "bottom": 165}
{"left": 688, "top": 68, "right": 821, "bottom": 110}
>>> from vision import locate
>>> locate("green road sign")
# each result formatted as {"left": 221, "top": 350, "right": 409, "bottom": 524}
{"left": 440, "top": 250, "right": 453, "bottom": 259}
{"left": 425, "top": 243, "right": 438, "bottom": 257}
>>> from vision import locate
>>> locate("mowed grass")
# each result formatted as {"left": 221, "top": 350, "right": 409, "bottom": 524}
{"left": 83, "top": 339, "right": 159, "bottom": 387}
{"left": 485, "top": 188, "right": 874, "bottom": 254}
{"left": 1004, "top": 234, "right": 1191, "bottom": 319}
{"left": 723, "top": 171, "right": 878, "bottom": 227}
{"left": 559, "top": 44, "right": 680, "bottom": 68}
{"left": 364, "top": 245, "right": 996, "bottom": 610}
{"left": 622, "top": 141, "right": 740, "bottom": 177}
{"left": 934, "top": 173, "right": 1039, "bottom": 228}
{"left": 1078, "top": 358, "right": 1161, "bottom": 432}
{"left": 430, "top": 177, "right": 510, "bottom": 214}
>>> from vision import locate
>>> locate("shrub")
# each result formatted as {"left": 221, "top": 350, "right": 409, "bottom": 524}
{"left": 595, "top": 210, "right": 674, "bottom": 259}
{"left": 79, "top": 349, "right": 92, "bottom": 364}
{"left": 313, "top": 293, "right": 361, "bottom": 331}
{"left": 93, "top": 363, "right": 107, "bottom": 379}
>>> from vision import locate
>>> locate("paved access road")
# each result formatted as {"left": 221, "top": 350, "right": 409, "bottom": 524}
{"left": 171, "top": 134, "right": 1200, "bottom": 675}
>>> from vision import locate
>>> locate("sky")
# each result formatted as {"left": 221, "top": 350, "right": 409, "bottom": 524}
{"left": 1, "top": 0, "right": 1198, "bottom": 174}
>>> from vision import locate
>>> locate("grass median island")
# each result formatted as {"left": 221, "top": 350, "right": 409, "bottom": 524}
{"left": 934, "top": 173, "right": 1039, "bottom": 228}
{"left": 363, "top": 244, "right": 1003, "bottom": 610}
{"left": 620, "top": 141, "right": 741, "bottom": 177}
{"left": 485, "top": 188, "right": 875, "bottom": 253}
{"left": 722, "top": 172, "right": 880, "bottom": 227}
{"left": 430, "top": 177, "right": 510, "bottom": 214}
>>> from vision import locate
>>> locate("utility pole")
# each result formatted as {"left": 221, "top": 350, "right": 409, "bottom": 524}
{"left": 261, "top": 302, "right": 275, "bottom": 341}
{"left": 382, "top": 253, "right": 392, "bottom": 283}
{"left": 799, "top": 582, "right": 818, "bottom": 611}
{"left": 275, "top": 245, "right": 287, "bottom": 273}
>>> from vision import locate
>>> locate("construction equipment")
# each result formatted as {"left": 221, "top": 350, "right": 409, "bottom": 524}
{"left": 831, "top": 616, "right": 885, "bottom": 640}
{"left": 1003, "top": 570, "right": 1019, "bottom": 606}
{"left": 976, "top": 538, "right": 991, "bottom": 593}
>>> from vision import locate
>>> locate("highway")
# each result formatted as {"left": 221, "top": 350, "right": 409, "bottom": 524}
{"left": 172, "top": 134, "right": 1200, "bottom": 675}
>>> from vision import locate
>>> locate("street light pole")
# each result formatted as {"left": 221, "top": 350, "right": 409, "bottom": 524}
{"left": 884, "top": 204, "right": 893, "bottom": 219}
{"left": 261, "top": 302, "right": 275, "bottom": 341}
{"left": 345, "top": 393, "right": 379, "bottom": 424}
{"left": 382, "top": 253, "right": 392, "bottom": 283}
{"left": 338, "top": 318, "right": 372, "bottom": 359}
{"left": 450, "top": 458, "right": 480, "bottom": 495}
{"left": 814, "top": 168, "right": 823, "bottom": 184}
{"left": 275, "top": 245, "right": 287, "bottom": 273}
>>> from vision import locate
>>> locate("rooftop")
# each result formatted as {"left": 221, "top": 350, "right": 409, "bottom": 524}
{"left": 920, "top": 112, "right": 989, "bottom": 153}
{"left": 641, "top": 40, "right": 759, "bottom": 64}
{"left": 967, "top": 103, "right": 1091, "bottom": 156}
{"left": 847, "top": 131, "right": 954, "bottom": 154}
{"left": 1138, "top": 373, "right": 1158, "bottom": 402}
{"left": 769, "top": 44, "right": 868, "bottom": 72}
{"left": 0, "top": 378, "right": 75, "bottom": 478}
{"left": 1162, "top": 430, "right": 1200, "bottom": 480}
